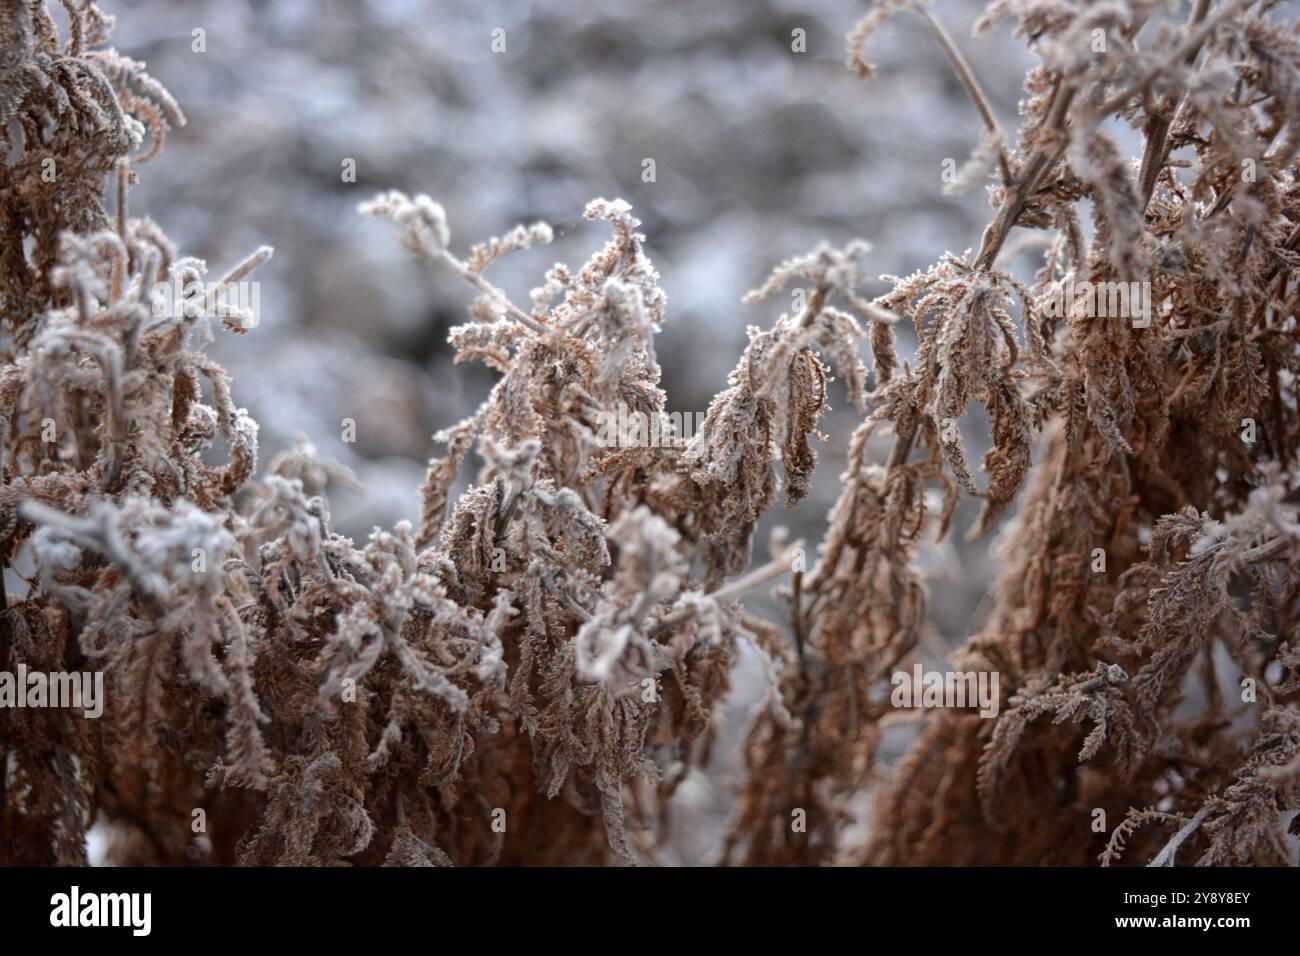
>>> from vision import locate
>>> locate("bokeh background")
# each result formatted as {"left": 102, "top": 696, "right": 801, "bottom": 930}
{"left": 104, "top": 0, "right": 1035, "bottom": 861}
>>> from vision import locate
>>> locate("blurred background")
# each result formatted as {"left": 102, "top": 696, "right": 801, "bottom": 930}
{"left": 105, "top": 0, "right": 1034, "bottom": 860}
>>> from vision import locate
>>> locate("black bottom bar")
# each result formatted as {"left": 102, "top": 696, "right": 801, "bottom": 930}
{"left": 0, "top": 866, "right": 1277, "bottom": 942}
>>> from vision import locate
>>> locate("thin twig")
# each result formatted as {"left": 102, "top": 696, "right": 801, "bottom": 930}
{"left": 649, "top": 543, "right": 803, "bottom": 637}
{"left": 910, "top": 4, "right": 1013, "bottom": 186}
{"left": 1147, "top": 805, "right": 1210, "bottom": 866}
{"left": 1136, "top": 0, "right": 1216, "bottom": 211}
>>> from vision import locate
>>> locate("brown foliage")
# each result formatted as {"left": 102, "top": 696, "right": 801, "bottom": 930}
{"left": 1, "top": 0, "right": 1298, "bottom": 867}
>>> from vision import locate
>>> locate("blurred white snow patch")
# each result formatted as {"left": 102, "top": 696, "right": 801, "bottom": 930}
{"left": 86, "top": 821, "right": 109, "bottom": 866}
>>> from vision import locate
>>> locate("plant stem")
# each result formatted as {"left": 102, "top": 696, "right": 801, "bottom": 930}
{"left": 1147, "top": 806, "right": 1210, "bottom": 866}
{"left": 910, "top": 4, "right": 1013, "bottom": 186}
{"left": 649, "top": 543, "right": 803, "bottom": 637}
{"left": 1136, "top": 0, "right": 1216, "bottom": 211}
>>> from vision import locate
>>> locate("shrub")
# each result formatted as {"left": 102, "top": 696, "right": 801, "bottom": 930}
{"left": 0, "top": 0, "right": 1297, "bottom": 866}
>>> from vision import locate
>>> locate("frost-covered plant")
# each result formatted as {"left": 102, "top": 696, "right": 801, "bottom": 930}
{"left": 2, "top": 0, "right": 1299, "bottom": 868}
{"left": 845, "top": 0, "right": 1300, "bottom": 868}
